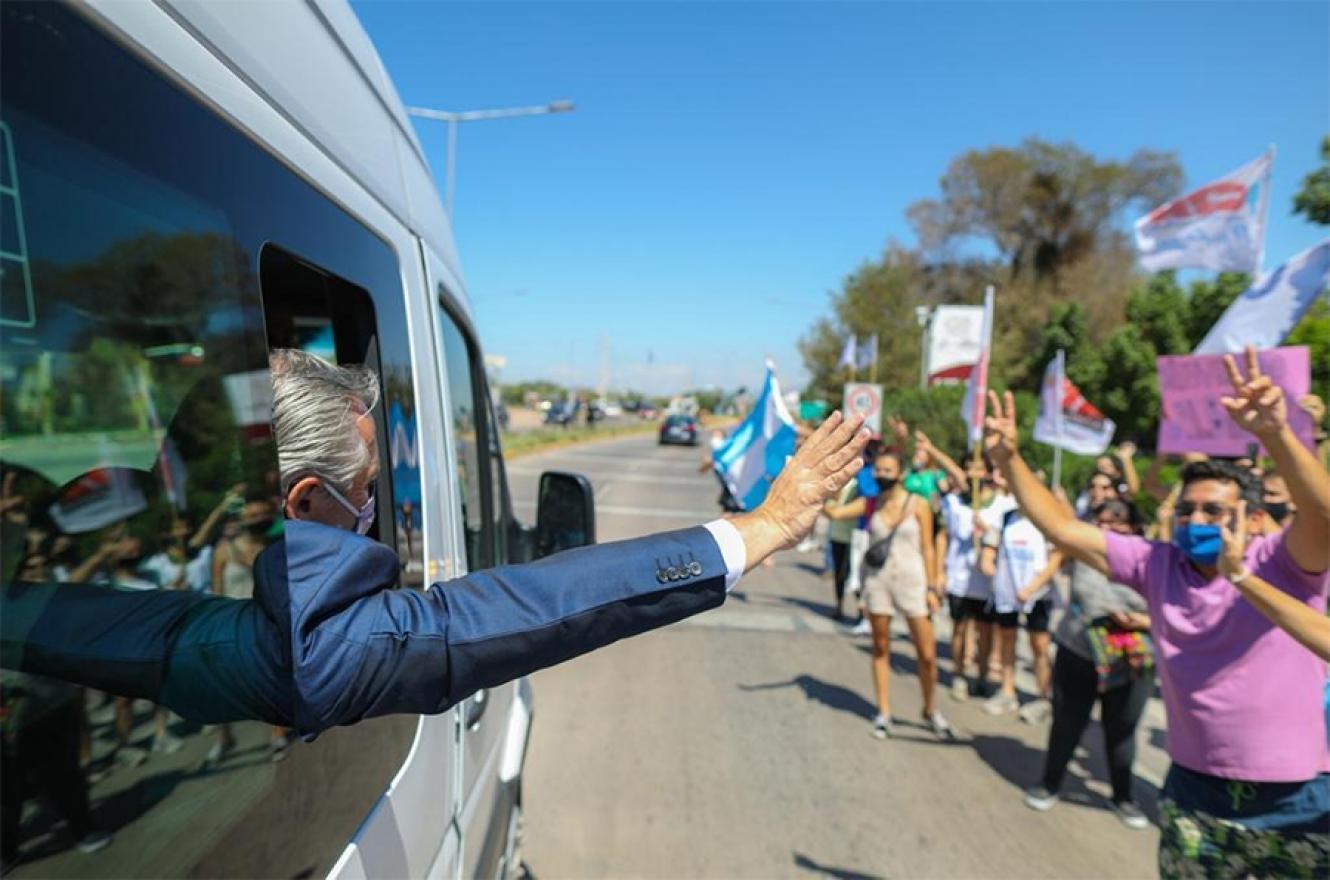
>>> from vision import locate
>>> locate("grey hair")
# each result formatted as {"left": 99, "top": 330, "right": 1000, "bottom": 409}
{"left": 269, "top": 348, "right": 380, "bottom": 496}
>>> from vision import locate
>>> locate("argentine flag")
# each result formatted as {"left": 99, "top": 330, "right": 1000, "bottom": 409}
{"left": 713, "top": 364, "right": 798, "bottom": 511}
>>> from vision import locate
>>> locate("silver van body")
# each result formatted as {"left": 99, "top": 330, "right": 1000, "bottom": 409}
{"left": 1, "top": 1, "right": 529, "bottom": 877}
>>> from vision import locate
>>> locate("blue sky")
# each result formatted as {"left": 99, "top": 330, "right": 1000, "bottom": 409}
{"left": 354, "top": 1, "right": 1329, "bottom": 396}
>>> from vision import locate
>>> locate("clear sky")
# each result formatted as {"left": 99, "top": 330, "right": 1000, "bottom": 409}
{"left": 353, "top": 1, "right": 1329, "bottom": 397}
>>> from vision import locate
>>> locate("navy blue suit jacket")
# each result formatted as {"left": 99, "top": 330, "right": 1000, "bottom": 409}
{"left": 2, "top": 521, "right": 729, "bottom": 737}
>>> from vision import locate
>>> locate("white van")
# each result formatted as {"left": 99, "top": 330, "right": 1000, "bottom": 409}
{"left": 0, "top": 2, "right": 575, "bottom": 877}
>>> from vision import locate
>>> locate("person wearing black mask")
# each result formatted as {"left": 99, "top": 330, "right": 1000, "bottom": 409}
{"left": 1260, "top": 471, "right": 1295, "bottom": 532}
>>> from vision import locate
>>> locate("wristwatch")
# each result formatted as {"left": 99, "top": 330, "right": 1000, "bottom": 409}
{"left": 1229, "top": 568, "right": 1251, "bottom": 585}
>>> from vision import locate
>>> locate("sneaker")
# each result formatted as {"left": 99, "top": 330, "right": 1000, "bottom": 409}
{"left": 870, "top": 714, "right": 894, "bottom": 739}
{"left": 1023, "top": 785, "right": 1059, "bottom": 812}
{"left": 1112, "top": 800, "right": 1150, "bottom": 830}
{"left": 205, "top": 741, "right": 231, "bottom": 767}
{"left": 982, "top": 692, "right": 1019, "bottom": 716}
{"left": 950, "top": 676, "right": 969, "bottom": 702}
{"left": 924, "top": 710, "right": 954, "bottom": 740}
{"left": 269, "top": 734, "right": 292, "bottom": 763}
{"left": 1018, "top": 697, "right": 1052, "bottom": 725}
{"left": 846, "top": 618, "right": 872, "bottom": 637}
{"left": 152, "top": 733, "right": 184, "bottom": 755}
{"left": 75, "top": 831, "right": 113, "bottom": 855}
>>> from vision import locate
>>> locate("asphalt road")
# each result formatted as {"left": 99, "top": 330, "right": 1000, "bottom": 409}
{"left": 506, "top": 433, "right": 1168, "bottom": 880}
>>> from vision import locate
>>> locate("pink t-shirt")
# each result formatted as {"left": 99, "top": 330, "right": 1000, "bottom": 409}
{"left": 1105, "top": 531, "right": 1330, "bottom": 782}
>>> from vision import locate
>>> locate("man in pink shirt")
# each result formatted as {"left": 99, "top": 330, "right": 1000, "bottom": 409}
{"left": 983, "top": 347, "right": 1329, "bottom": 879}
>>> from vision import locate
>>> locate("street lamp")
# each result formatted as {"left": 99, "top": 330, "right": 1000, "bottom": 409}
{"left": 406, "top": 100, "right": 575, "bottom": 221}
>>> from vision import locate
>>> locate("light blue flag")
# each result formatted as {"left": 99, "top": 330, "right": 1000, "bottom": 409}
{"left": 1194, "top": 239, "right": 1330, "bottom": 354}
{"left": 713, "top": 364, "right": 798, "bottom": 511}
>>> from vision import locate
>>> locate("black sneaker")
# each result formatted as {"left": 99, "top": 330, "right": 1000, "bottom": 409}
{"left": 1023, "top": 785, "right": 1059, "bottom": 811}
{"left": 1112, "top": 800, "right": 1149, "bottom": 830}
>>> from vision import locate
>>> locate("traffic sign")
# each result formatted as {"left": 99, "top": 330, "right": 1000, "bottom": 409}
{"left": 842, "top": 383, "right": 883, "bottom": 436}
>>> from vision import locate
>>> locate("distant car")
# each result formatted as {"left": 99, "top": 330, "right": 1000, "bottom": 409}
{"left": 639, "top": 404, "right": 660, "bottom": 420}
{"left": 659, "top": 414, "right": 700, "bottom": 446}
{"left": 544, "top": 401, "right": 578, "bottom": 426}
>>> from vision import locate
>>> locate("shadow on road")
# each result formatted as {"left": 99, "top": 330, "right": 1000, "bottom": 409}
{"left": 738, "top": 675, "right": 877, "bottom": 722}
{"left": 778, "top": 594, "right": 840, "bottom": 619}
{"left": 792, "top": 850, "right": 885, "bottom": 880}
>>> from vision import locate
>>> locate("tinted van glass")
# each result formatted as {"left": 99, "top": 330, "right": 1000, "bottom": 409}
{"left": 1, "top": 4, "right": 416, "bottom": 876}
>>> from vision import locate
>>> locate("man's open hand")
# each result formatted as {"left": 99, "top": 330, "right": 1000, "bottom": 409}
{"left": 1221, "top": 345, "right": 1287, "bottom": 439}
{"left": 733, "top": 411, "right": 869, "bottom": 571}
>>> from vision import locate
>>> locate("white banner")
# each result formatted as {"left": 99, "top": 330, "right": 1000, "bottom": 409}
{"left": 1194, "top": 239, "right": 1330, "bottom": 355}
{"left": 1033, "top": 350, "right": 1116, "bottom": 456}
{"left": 959, "top": 287, "right": 994, "bottom": 449}
{"left": 926, "top": 305, "right": 984, "bottom": 384}
{"left": 1134, "top": 149, "right": 1272, "bottom": 274}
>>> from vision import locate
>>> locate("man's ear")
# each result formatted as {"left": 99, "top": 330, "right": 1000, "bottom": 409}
{"left": 285, "top": 476, "right": 321, "bottom": 521}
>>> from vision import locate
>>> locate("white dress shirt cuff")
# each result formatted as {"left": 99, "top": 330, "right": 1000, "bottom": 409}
{"left": 703, "top": 519, "right": 746, "bottom": 592}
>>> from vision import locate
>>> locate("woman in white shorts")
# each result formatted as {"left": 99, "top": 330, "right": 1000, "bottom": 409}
{"left": 859, "top": 451, "right": 952, "bottom": 740}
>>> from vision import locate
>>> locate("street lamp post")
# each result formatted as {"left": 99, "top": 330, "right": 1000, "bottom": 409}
{"left": 914, "top": 306, "right": 932, "bottom": 390}
{"left": 406, "top": 100, "right": 575, "bottom": 220}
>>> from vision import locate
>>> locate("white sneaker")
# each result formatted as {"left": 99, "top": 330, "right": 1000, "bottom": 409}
{"left": 1019, "top": 698, "right": 1052, "bottom": 725}
{"left": 1023, "top": 785, "right": 1059, "bottom": 811}
{"left": 982, "top": 692, "right": 1019, "bottom": 715}
{"left": 870, "top": 714, "right": 894, "bottom": 739}
{"left": 152, "top": 733, "right": 183, "bottom": 755}
{"left": 846, "top": 618, "right": 871, "bottom": 637}
{"left": 950, "top": 676, "right": 969, "bottom": 702}
{"left": 924, "top": 711, "right": 955, "bottom": 740}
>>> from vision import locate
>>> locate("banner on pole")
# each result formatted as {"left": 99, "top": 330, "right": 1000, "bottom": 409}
{"left": 1134, "top": 149, "right": 1273, "bottom": 274}
{"left": 843, "top": 382, "right": 884, "bottom": 437}
{"left": 959, "top": 287, "right": 995, "bottom": 449}
{"left": 1156, "top": 346, "right": 1316, "bottom": 455}
{"left": 1194, "top": 238, "right": 1330, "bottom": 355}
{"left": 925, "top": 305, "right": 985, "bottom": 385}
{"left": 1034, "top": 350, "right": 1116, "bottom": 456}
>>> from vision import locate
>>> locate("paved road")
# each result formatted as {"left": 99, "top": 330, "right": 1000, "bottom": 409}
{"left": 507, "top": 433, "right": 1167, "bottom": 879}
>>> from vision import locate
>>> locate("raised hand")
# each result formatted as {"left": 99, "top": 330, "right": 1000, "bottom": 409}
{"left": 1218, "top": 500, "right": 1249, "bottom": 580}
{"left": 1299, "top": 393, "right": 1326, "bottom": 427}
{"left": 1221, "top": 345, "right": 1287, "bottom": 439}
{"left": 888, "top": 415, "right": 909, "bottom": 444}
{"left": 748, "top": 411, "right": 870, "bottom": 558}
{"left": 983, "top": 390, "right": 1019, "bottom": 465}
{"left": 1116, "top": 440, "right": 1137, "bottom": 459}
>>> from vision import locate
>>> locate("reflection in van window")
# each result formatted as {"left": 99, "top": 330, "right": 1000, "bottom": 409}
{"left": 1, "top": 4, "right": 414, "bottom": 876}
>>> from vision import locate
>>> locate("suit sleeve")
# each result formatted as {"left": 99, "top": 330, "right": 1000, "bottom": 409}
{"left": 296, "top": 525, "right": 728, "bottom": 734}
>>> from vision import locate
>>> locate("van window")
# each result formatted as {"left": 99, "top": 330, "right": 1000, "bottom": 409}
{"left": 437, "top": 303, "right": 489, "bottom": 570}
{"left": 0, "top": 3, "right": 417, "bottom": 876}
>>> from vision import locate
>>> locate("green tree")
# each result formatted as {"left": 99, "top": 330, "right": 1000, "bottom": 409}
{"left": 1293, "top": 136, "right": 1330, "bottom": 226}
{"left": 907, "top": 138, "right": 1181, "bottom": 294}
{"left": 1287, "top": 298, "right": 1330, "bottom": 407}
{"left": 1184, "top": 272, "right": 1250, "bottom": 347}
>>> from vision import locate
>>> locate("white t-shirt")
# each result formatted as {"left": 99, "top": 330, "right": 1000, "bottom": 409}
{"left": 950, "top": 493, "right": 1017, "bottom": 601}
{"left": 987, "top": 511, "right": 1052, "bottom": 614}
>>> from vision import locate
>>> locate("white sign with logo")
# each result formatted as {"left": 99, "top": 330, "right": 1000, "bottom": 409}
{"left": 843, "top": 382, "right": 883, "bottom": 436}
{"left": 926, "top": 305, "right": 985, "bottom": 385}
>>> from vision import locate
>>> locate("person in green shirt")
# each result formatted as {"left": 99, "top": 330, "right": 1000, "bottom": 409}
{"left": 889, "top": 417, "right": 947, "bottom": 503}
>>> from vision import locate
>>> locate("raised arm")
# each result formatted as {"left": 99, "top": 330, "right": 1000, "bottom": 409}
{"left": 984, "top": 390, "right": 1109, "bottom": 573}
{"left": 1116, "top": 442, "right": 1141, "bottom": 496}
{"left": 1222, "top": 347, "right": 1330, "bottom": 574}
{"left": 914, "top": 430, "right": 968, "bottom": 489}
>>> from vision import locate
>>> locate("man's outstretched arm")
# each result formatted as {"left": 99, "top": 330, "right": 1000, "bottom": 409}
{"left": 983, "top": 390, "right": 1108, "bottom": 573}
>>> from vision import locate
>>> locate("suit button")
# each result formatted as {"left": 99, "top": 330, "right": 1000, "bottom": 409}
{"left": 656, "top": 569, "right": 668, "bottom": 583}
{"left": 689, "top": 561, "right": 703, "bottom": 576}
{"left": 665, "top": 566, "right": 678, "bottom": 580}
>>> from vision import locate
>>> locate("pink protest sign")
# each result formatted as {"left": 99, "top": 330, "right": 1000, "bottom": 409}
{"left": 1156, "top": 346, "right": 1316, "bottom": 456}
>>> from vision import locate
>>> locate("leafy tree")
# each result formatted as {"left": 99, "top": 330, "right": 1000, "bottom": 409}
{"left": 907, "top": 139, "right": 1181, "bottom": 294}
{"left": 1184, "top": 272, "right": 1249, "bottom": 347}
{"left": 1287, "top": 298, "right": 1330, "bottom": 406}
{"left": 1293, "top": 136, "right": 1330, "bottom": 226}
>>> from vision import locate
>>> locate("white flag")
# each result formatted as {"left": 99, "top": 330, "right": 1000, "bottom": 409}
{"left": 837, "top": 334, "right": 857, "bottom": 370}
{"left": 1134, "top": 149, "right": 1273, "bottom": 274}
{"left": 713, "top": 363, "right": 798, "bottom": 511}
{"left": 855, "top": 333, "right": 878, "bottom": 370}
{"left": 959, "top": 286, "right": 994, "bottom": 449}
{"left": 1194, "top": 239, "right": 1330, "bottom": 355}
{"left": 1034, "top": 350, "right": 1116, "bottom": 456}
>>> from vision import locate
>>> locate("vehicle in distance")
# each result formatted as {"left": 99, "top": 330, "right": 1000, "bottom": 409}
{"left": 659, "top": 414, "right": 700, "bottom": 446}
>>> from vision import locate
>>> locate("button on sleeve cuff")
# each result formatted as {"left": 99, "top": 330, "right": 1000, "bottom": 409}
{"left": 702, "top": 519, "right": 746, "bottom": 592}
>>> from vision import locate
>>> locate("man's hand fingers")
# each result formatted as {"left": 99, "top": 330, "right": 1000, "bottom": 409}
{"left": 986, "top": 389, "right": 1001, "bottom": 419}
{"left": 815, "top": 411, "right": 864, "bottom": 464}
{"left": 1222, "top": 354, "right": 1245, "bottom": 391}
{"left": 1233, "top": 500, "right": 1247, "bottom": 542}
{"left": 1003, "top": 390, "right": 1016, "bottom": 421}
{"left": 1245, "top": 345, "right": 1261, "bottom": 381}
{"left": 801, "top": 410, "right": 843, "bottom": 459}
{"left": 825, "top": 428, "right": 871, "bottom": 475}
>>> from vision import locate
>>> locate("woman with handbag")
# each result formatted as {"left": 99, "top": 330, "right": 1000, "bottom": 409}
{"left": 856, "top": 451, "right": 951, "bottom": 740}
{"left": 1023, "top": 499, "right": 1155, "bottom": 830}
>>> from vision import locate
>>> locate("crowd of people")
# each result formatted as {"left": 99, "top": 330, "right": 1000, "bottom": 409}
{"left": 805, "top": 347, "right": 1329, "bottom": 878}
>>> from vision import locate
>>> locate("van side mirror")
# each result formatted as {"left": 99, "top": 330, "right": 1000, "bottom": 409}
{"left": 535, "top": 471, "right": 595, "bottom": 559}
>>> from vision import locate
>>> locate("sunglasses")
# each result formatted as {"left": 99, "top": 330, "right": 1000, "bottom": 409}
{"left": 1174, "top": 501, "right": 1233, "bottom": 518}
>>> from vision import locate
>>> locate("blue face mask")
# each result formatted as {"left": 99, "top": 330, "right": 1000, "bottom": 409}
{"left": 1173, "top": 523, "right": 1223, "bottom": 566}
